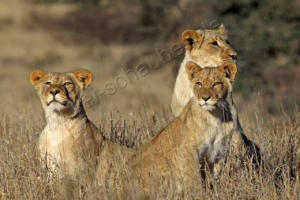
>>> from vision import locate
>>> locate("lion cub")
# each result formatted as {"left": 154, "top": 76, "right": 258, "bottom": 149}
{"left": 131, "top": 62, "right": 237, "bottom": 195}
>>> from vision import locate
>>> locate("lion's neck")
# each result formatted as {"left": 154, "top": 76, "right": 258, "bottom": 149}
{"left": 171, "top": 52, "right": 195, "bottom": 110}
{"left": 178, "top": 51, "right": 210, "bottom": 82}
{"left": 182, "top": 51, "right": 217, "bottom": 69}
{"left": 43, "top": 101, "right": 88, "bottom": 137}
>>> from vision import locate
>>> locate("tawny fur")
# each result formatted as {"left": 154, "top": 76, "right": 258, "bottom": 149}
{"left": 171, "top": 24, "right": 237, "bottom": 116}
{"left": 171, "top": 25, "right": 260, "bottom": 166}
{"left": 30, "top": 70, "right": 132, "bottom": 180}
{"left": 131, "top": 62, "right": 238, "bottom": 196}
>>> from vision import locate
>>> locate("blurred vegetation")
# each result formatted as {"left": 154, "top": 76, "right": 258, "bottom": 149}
{"left": 28, "top": 0, "right": 299, "bottom": 101}
{"left": 33, "top": 0, "right": 100, "bottom": 4}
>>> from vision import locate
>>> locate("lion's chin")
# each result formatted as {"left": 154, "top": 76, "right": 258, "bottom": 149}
{"left": 48, "top": 101, "right": 66, "bottom": 111}
{"left": 201, "top": 104, "right": 216, "bottom": 111}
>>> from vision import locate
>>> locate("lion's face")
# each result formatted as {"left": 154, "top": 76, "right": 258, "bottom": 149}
{"left": 186, "top": 62, "right": 237, "bottom": 111}
{"left": 182, "top": 24, "right": 237, "bottom": 67}
{"left": 30, "top": 70, "right": 92, "bottom": 115}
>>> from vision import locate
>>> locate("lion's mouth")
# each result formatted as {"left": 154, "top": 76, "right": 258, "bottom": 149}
{"left": 223, "top": 56, "right": 238, "bottom": 64}
{"left": 47, "top": 97, "right": 67, "bottom": 106}
{"left": 48, "top": 101, "right": 66, "bottom": 106}
{"left": 199, "top": 100, "right": 217, "bottom": 111}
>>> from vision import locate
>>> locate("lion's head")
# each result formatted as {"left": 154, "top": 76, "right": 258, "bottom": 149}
{"left": 186, "top": 61, "right": 237, "bottom": 111}
{"left": 182, "top": 24, "right": 237, "bottom": 67}
{"left": 30, "top": 69, "right": 92, "bottom": 116}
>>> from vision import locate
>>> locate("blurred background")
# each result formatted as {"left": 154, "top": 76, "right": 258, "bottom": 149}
{"left": 0, "top": 0, "right": 299, "bottom": 116}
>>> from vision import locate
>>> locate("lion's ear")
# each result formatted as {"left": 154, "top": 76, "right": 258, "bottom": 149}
{"left": 182, "top": 30, "right": 203, "bottom": 51}
{"left": 30, "top": 70, "right": 46, "bottom": 86}
{"left": 217, "top": 24, "right": 227, "bottom": 34}
{"left": 186, "top": 62, "right": 202, "bottom": 80}
{"left": 219, "top": 62, "right": 237, "bottom": 82}
{"left": 73, "top": 69, "right": 92, "bottom": 89}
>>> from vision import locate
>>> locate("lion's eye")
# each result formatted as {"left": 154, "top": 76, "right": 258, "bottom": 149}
{"left": 226, "top": 40, "right": 231, "bottom": 44}
{"left": 196, "top": 82, "right": 202, "bottom": 87}
{"left": 63, "top": 82, "right": 72, "bottom": 86}
{"left": 213, "top": 82, "right": 222, "bottom": 87}
{"left": 45, "top": 81, "right": 51, "bottom": 85}
{"left": 211, "top": 41, "right": 218, "bottom": 46}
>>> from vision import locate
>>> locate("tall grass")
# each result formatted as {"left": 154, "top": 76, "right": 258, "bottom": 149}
{"left": 0, "top": 98, "right": 299, "bottom": 199}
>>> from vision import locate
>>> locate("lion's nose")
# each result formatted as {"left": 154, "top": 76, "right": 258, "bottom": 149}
{"left": 202, "top": 96, "right": 210, "bottom": 102}
{"left": 230, "top": 55, "right": 237, "bottom": 61}
{"left": 50, "top": 89, "right": 60, "bottom": 96}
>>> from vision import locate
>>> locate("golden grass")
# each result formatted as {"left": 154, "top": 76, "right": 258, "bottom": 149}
{"left": 0, "top": 98, "right": 299, "bottom": 199}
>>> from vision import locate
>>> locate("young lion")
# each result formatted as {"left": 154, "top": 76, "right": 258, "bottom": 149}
{"left": 172, "top": 24, "right": 260, "bottom": 166}
{"left": 131, "top": 62, "right": 238, "bottom": 197}
{"left": 30, "top": 69, "right": 132, "bottom": 180}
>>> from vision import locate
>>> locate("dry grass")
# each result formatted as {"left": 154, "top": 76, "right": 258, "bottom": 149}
{"left": 0, "top": 97, "right": 299, "bottom": 199}
{"left": 0, "top": 0, "right": 299, "bottom": 199}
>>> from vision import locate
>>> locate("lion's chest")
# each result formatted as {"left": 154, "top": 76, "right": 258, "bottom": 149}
{"left": 39, "top": 124, "right": 81, "bottom": 168}
{"left": 198, "top": 121, "right": 234, "bottom": 164}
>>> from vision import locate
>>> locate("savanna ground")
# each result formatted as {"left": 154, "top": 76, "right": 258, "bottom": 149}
{"left": 0, "top": 0, "right": 299, "bottom": 199}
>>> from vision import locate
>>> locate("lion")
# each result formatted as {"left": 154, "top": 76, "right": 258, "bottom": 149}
{"left": 30, "top": 69, "right": 133, "bottom": 181}
{"left": 30, "top": 69, "right": 102, "bottom": 178}
{"left": 171, "top": 24, "right": 260, "bottom": 166}
{"left": 130, "top": 62, "right": 238, "bottom": 197}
